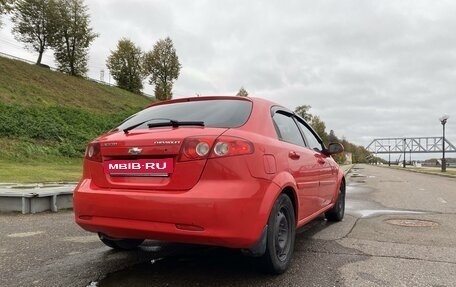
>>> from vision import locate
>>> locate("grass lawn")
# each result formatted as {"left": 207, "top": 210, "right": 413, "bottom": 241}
{"left": 0, "top": 158, "right": 83, "bottom": 183}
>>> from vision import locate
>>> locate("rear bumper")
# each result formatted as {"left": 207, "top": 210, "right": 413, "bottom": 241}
{"left": 73, "top": 178, "right": 279, "bottom": 249}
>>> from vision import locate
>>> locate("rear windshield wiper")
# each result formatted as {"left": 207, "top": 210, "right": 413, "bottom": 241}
{"left": 148, "top": 120, "right": 205, "bottom": 128}
{"left": 123, "top": 119, "right": 153, "bottom": 134}
{"left": 123, "top": 119, "right": 204, "bottom": 134}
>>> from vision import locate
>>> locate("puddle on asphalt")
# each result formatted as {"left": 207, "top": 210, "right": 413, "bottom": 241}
{"left": 351, "top": 167, "right": 364, "bottom": 171}
{"left": 347, "top": 182, "right": 365, "bottom": 187}
{"left": 346, "top": 207, "right": 425, "bottom": 218}
{"left": 350, "top": 173, "right": 366, "bottom": 178}
{"left": 141, "top": 245, "right": 163, "bottom": 252}
{"left": 346, "top": 182, "right": 426, "bottom": 219}
{"left": 150, "top": 258, "right": 164, "bottom": 265}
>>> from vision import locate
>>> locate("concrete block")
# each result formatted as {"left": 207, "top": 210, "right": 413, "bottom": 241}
{"left": 0, "top": 184, "right": 75, "bottom": 214}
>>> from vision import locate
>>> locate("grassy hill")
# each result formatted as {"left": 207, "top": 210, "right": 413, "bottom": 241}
{"left": 0, "top": 56, "right": 152, "bottom": 182}
{"left": 0, "top": 56, "right": 151, "bottom": 112}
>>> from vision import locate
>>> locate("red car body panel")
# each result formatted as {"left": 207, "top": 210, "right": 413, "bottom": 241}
{"left": 73, "top": 96, "right": 344, "bottom": 249}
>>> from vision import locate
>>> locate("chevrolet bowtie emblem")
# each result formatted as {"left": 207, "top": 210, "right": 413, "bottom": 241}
{"left": 128, "top": 147, "right": 142, "bottom": 155}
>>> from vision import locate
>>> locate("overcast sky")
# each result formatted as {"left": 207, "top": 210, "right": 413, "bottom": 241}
{"left": 1, "top": 0, "right": 455, "bottom": 159}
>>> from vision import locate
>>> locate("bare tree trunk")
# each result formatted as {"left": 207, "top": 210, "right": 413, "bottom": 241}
{"left": 36, "top": 39, "right": 44, "bottom": 65}
{"left": 36, "top": 51, "right": 43, "bottom": 65}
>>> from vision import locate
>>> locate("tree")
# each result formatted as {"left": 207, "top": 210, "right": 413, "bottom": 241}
{"left": 294, "top": 105, "right": 313, "bottom": 122}
{"left": 106, "top": 38, "right": 144, "bottom": 94}
{"left": 50, "top": 0, "right": 97, "bottom": 76}
{"left": 293, "top": 103, "right": 376, "bottom": 163}
{"left": 236, "top": 87, "right": 248, "bottom": 97}
{"left": 310, "top": 115, "right": 328, "bottom": 145}
{"left": 294, "top": 105, "right": 330, "bottom": 146}
{"left": 328, "top": 129, "right": 339, "bottom": 143}
{"left": 11, "top": 0, "right": 55, "bottom": 64}
{"left": 143, "top": 37, "right": 181, "bottom": 101}
{"left": 0, "top": 0, "right": 14, "bottom": 27}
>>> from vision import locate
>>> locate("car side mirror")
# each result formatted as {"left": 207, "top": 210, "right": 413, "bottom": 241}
{"left": 325, "top": 142, "right": 344, "bottom": 155}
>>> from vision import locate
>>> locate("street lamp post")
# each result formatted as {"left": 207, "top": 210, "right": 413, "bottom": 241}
{"left": 403, "top": 138, "right": 406, "bottom": 168}
{"left": 439, "top": 114, "right": 450, "bottom": 172}
{"left": 388, "top": 145, "right": 391, "bottom": 166}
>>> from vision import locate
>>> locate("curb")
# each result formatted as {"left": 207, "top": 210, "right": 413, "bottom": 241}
{"left": 375, "top": 165, "right": 456, "bottom": 179}
{"left": 0, "top": 185, "right": 75, "bottom": 214}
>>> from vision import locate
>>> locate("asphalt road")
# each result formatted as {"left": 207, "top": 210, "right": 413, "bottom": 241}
{"left": 1, "top": 164, "right": 455, "bottom": 287}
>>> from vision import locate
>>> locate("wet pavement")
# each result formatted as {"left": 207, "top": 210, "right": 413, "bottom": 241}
{"left": 345, "top": 168, "right": 427, "bottom": 218}
{"left": 96, "top": 165, "right": 456, "bottom": 287}
{"left": 1, "top": 164, "right": 456, "bottom": 286}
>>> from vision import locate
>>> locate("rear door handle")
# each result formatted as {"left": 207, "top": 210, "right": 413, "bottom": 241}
{"left": 288, "top": 151, "right": 300, "bottom": 160}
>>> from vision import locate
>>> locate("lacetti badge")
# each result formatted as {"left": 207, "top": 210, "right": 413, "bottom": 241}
{"left": 104, "top": 159, "right": 173, "bottom": 174}
{"left": 128, "top": 147, "right": 142, "bottom": 155}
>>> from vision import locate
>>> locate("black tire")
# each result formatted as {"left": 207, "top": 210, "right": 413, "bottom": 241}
{"left": 98, "top": 233, "right": 144, "bottom": 250}
{"left": 261, "top": 194, "right": 296, "bottom": 274}
{"left": 325, "top": 182, "right": 345, "bottom": 222}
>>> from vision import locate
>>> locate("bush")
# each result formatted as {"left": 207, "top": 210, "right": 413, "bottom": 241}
{"left": 0, "top": 103, "right": 135, "bottom": 159}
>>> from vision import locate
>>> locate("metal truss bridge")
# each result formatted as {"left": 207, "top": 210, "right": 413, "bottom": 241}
{"left": 366, "top": 137, "right": 456, "bottom": 154}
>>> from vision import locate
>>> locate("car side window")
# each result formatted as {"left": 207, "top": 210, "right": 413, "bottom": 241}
{"left": 296, "top": 120, "right": 323, "bottom": 152}
{"left": 272, "top": 112, "right": 305, "bottom": 147}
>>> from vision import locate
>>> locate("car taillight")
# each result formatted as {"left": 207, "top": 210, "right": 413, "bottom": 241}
{"left": 210, "top": 136, "right": 254, "bottom": 158}
{"left": 85, "top": 142, "right": 102, "bottom": 162}
{"left": 179, "top": 136, "right": 254, "bottom": 162}
{"left": 179, "top": 137, "right": 216, "bottom": 162}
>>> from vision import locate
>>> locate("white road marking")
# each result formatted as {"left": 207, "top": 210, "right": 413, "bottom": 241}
{"left": 437, "top": 197, "right": 447, "bottom": 204}
{"left": 7, "top": 231, "right": 44, "bottom": 238}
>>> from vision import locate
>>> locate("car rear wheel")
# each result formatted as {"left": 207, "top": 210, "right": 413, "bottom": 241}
{"left": 261, "top": 193, "right": 296, "bottom": 274}
{"left": 98, "top": 233, "right": 144, "bottom": 250}
{"left": 325, "top": 182, "right": 345, "bottom": 222}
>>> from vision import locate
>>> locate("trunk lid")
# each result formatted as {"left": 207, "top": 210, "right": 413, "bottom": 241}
{"left": 92, "top": 127, "right": 228, "bottom": 190}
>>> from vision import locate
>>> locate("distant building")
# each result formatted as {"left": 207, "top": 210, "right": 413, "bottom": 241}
{"left": 344, "top": 152, "right": 353, "bottom": 164}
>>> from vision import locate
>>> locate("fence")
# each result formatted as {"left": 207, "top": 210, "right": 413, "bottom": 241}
{"left": 0, "top": 51, "right": 154, "bottom": 98}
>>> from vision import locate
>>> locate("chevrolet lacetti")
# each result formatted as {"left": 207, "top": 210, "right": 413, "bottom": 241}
{"left": 73, "top": 96, "right": 345, "bottom": 274}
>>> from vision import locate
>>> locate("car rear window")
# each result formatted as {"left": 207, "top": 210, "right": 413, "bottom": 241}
{"left": 115, "top": 99, "right": 253, "bottom": 130}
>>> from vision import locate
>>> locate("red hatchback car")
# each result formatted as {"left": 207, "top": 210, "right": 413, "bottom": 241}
{"left": 74, "top": 96, "right": 345, "bottom": 273}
